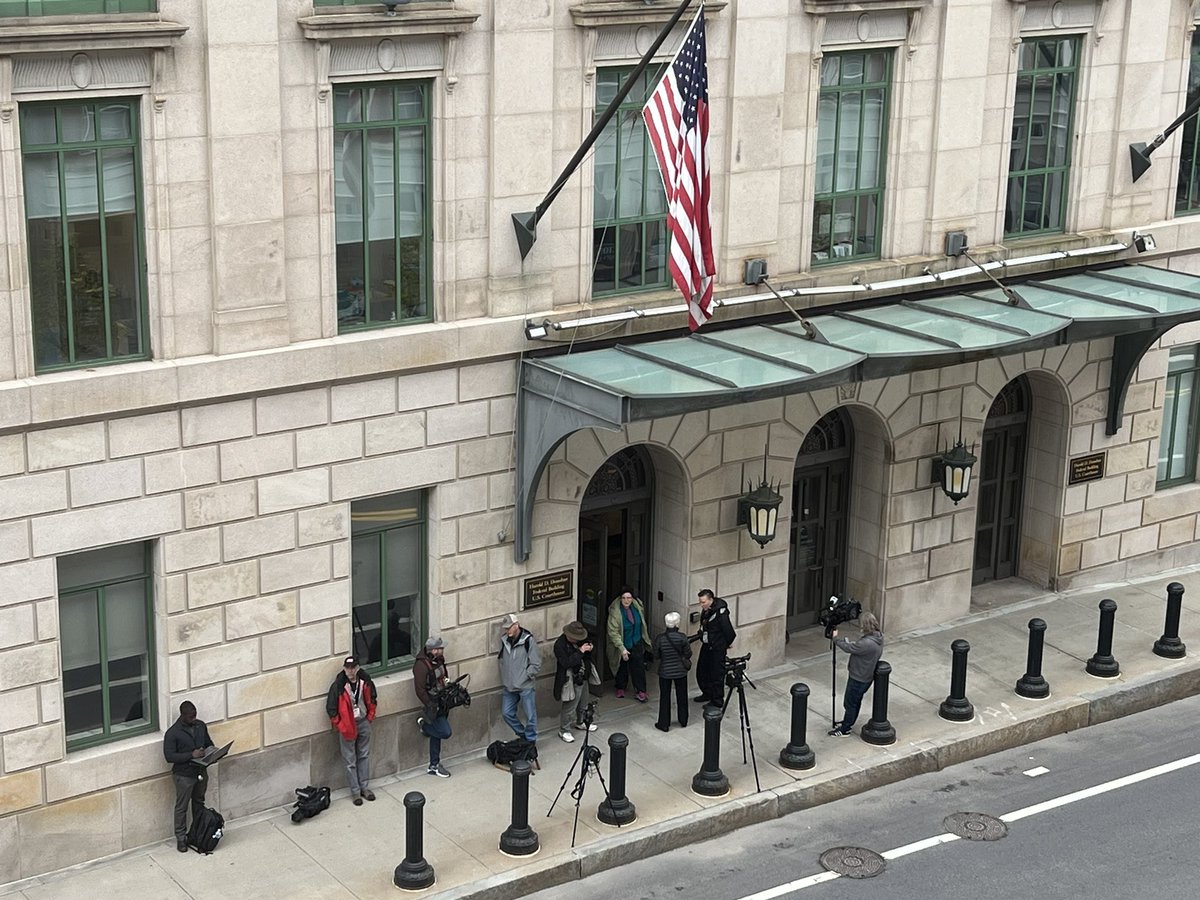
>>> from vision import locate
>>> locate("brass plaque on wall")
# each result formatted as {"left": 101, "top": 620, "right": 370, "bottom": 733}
{"left": 524, "top": 570, "right": 574, "bottom": 609}
{"left": 1068, "top": 452, "right": 1106, "bottom": 485}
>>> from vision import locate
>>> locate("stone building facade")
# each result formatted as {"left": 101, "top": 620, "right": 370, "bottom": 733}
{"left": 2, "top": 0, "right": 1200, "bottom": 881}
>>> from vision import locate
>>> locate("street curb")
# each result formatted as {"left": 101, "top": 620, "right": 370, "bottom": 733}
{"left": 424, "top": 665, "right": 1198, "bottom": 900}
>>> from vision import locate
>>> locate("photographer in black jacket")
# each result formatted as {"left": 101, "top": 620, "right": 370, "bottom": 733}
{"left": 553, "top": 621, "right": 595, "bottom": 743}
{"left": 692, "top": 588, "right": 736, "bottom": 706}
{"left": 163, "top": 700, "right": 214, "bottom": 853}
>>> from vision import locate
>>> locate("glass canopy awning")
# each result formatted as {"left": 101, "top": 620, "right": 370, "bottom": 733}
{"left": 514, "top": 264, "right": 1200, "bottom": 560}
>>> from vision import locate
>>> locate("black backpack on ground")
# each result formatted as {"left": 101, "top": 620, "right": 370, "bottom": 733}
{"left": 291, "top": 785, "right": 331, "bottom": 823}
{"left": 486, "top": 737, "right": 538, "bottom": 768}
{"left": 187, "top": 806, "right": 224, "bottom": 854}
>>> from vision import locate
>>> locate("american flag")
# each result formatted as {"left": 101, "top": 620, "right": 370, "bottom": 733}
{"left": 642, "top": 6, "right": 715, "bottom": 332}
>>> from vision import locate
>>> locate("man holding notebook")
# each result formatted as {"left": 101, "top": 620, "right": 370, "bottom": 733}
{"left": 163, "top": 700, "right": 215, "bottom": 852}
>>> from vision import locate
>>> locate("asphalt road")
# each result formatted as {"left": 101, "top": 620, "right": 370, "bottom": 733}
{"left": 527, "top": 693, "right": 1200, "bottom": 900}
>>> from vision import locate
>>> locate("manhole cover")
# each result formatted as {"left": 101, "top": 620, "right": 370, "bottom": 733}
{"left": 943, "top": 812, "right": 1008, "bottom": 841}
{"left": 818, "top": 846, "right": 886, "bottom": 878}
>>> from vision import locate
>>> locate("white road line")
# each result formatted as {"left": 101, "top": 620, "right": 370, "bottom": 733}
{"left": 734, "top": 752, "right": 1200, "bottom": 900}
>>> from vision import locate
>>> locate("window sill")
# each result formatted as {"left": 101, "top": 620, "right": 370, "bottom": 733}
{"left": 298, "top": 3, "right": 478, "bottom": 41}
{"left": 569, "top": 1, "right": 727, "bottom": 28}
{"left": 0, "top": 16, "right": 186, "bottom": 54}
{"left": 803, "top": 0, "right": 930, "bottom": 12}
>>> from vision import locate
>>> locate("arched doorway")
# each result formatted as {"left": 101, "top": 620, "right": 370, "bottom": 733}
{"left": 577, "top": 446, "right": 654, "bottom": 672}
{"left": 973, "top": 377, "right": 1030, "bottom": 584}
{"left": 789, "top": 409, "right": 853, "bottom": 631}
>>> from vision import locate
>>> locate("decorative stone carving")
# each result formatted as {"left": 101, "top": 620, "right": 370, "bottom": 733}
{"left": 12, "top": 51, "right": 151, "bottom": 94}
{"left": 570, "top": 1, "right": 728, "bottom": 29}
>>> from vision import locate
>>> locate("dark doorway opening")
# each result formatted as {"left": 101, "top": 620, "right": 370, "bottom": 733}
{"left": 577, "top": 447, "right": 653, "bottom": 677}
{"left": 789, "top": 410, "right": 852, "bottom": 631}
{"left": 973, "top": 378, "right": 1030, "bottom": 585}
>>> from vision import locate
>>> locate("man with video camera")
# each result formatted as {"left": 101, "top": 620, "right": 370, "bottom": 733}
{"left": 692, "top": 588, "right": 736, "bottom": 706}
{"left": 413, "top": 635, "right": 453, "bottom": 778}
{"left": 829, "top": 612, "right": 883, "bottom": 737}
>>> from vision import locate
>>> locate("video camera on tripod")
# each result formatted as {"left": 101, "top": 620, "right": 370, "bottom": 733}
{"left": 427, "top": 673, "right": 471, "bottom": 719}
{"left": 723, "top": 653, "right": 752, "bottom": 688}
{"left": 818, "top": 595, "right": 862, "bottom": 639}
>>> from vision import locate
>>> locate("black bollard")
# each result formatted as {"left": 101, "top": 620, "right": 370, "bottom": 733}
{"left": 938, "top": 639, "right": 974, "bottom": 722}
{"left": 1086, "top": 599, "right": 1120, "bottom": 677}
{"left": 691, "top": 705, "right": 730, "bottom": 796}
{"left": 393, "top": 792, "right": 436, "bottom": 891}
{"left": 498, "top": 759, "right": 539, "bottom": 857}
{"left": 597, "top": 732, "right": 637, "bottom": 826}
{"left": 778, "top": 683, "right": 816, "bottom": 770}
{"left": 1015, "top": 618, "right": 1050, "bottom": 699}
{"left": 1153, "top": 582, "right": 1187, "bottom": 659}
{"left": 860, "top": 660, "right": 896, "bottom": 745}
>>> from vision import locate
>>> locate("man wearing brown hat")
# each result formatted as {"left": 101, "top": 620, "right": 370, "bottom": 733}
{"left": 325, "top": 656, "right": 377, "bottom": 805}
{"left": 553, "top": 622, "right": 597, "bottom": 743}
{"left": 497, "top": 613, "right": 541, "bottom": 743}
{"left": 413, "top": 635, "right": 453, "bottom": 777}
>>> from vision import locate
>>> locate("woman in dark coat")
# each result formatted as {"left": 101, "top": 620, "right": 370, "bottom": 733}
{"left": 652, "top": 612, "right": 692, "bottom": 731}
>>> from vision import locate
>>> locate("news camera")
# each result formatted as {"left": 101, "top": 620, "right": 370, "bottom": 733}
{"left": 818, "top": 595, "right": 862, "bottom": 639}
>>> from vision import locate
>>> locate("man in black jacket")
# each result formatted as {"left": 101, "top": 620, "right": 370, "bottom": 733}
{"left": 163, "top": 700, "right": 214, "bottom": 852}
{"left": 692, "top": 588, "right": 736, "bottom": 706}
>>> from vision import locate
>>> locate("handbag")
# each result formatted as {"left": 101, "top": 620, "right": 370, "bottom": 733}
{"left": 561, "top": 677, "right": 576, "bottom": 702}
{"left": 587, "top": 661, "right": 602, "bottom": 686}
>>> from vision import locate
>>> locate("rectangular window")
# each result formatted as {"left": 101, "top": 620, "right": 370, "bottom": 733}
{"left": 21, "top": 98, "right": 149, "bottom": 372}
{"left": 1158, "top": 345, "right": 1200, "bottom": 488}
{"left": 350, "top": 491, "right": 425, "bottom": 672}
{"left": 58, "top": 543, "right": 155, "bottom": 751}
{"left": 333, "top": 82, "right": 431, "bottom": 332}
{"left": 811, "top": 50, "right": 891, "bottom": 266}
{"left": 1005, "top": 36, "right": 1079, "bottom": 238}
{"left": 0, "top": 1, "right": 155, "bottom": 14}
{"left": 592, "top": 67, "right": 669, "bottom": 297}
{"left": 1176, "top": 34, "right": 1200, "bottom": 214}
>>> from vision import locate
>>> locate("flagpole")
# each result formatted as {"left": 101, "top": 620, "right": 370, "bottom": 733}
{"left": 511, "top": 0, "right": 698, "bottom": 260}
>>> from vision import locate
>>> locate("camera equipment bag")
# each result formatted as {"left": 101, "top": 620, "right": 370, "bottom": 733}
{"left": 290, "top": 785, "right": 331, "bottom": 823}
{"left": 187, "top": 805, "right": 225, "bottom": 854}
{"left": 486, "top": 737, "right": 539, "bottom": 768}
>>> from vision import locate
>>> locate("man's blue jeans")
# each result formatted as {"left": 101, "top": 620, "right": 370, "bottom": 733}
{"left": 501, "top": 686, "right": 538, "bottom": 742}
{"left": 420, "top": 715, "right": 452, "bottom": 766}
{"left": 841, "top": 677, "right": 872, "bottom": 731}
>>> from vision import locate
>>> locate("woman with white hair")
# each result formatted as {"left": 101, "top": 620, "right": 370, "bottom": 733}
{"left": 829, "top": 611, "right": 884, "bottom": 737}
{"left": 651, "top": 611, "right": 693, "bottom": 732}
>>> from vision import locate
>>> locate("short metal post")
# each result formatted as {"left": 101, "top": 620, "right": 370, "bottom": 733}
{"left": 778, "top": 683, "right": 816, "bottom": 770}
{"left": 860, "top": 660, "right": 896, "bottom": 746}
{"left": 1015, "top": 618, "right": 1050, "bottom": 699}
{"left": 938, "top": 639, "right": 974, "bottom": 722}
{"left": 691, "top": 704, "right": 730, "bottom": 796}
{"left": 498, "top": 760, "right": 539, "bottom": 857}
{"left": 597, "top": 732, "right": 637, "bottom": 826}
{"left": 1086, "top": 599, "right": 1120, "bottom": 678}
{"left": 393, "top": 792, "right": 435, "bottom": 891}
{"left": 1153, "top": 582, "right": 1187, "bottom": 659}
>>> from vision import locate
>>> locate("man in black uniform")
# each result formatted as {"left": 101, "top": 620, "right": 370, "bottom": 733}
{"left": 163, "top": 700, "right": 214, "bottom": 852}
{"left": 691, "top": 588, "right": 736, "bottom": 706}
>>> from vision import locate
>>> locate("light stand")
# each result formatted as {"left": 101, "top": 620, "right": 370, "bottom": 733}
{"left": 546, "top": 703, "right": 617, "bottom": 847}
{"left": 720, "top": 660, "right": 761, "bottom": 793}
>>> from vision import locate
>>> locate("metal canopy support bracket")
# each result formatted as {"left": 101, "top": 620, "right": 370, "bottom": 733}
{"left": 515, "top": 363, "right": 627, "bottom": 562}
{"left": 1107, "top": 328, "right": 1164, "bottom": 435}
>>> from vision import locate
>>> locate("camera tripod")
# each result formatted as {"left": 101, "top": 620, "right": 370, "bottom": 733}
{"left": 547, "top": 703, "right": 619, "bottom": 847}
{"left": 721, "top": 666, "right": 762, "bottom": 793}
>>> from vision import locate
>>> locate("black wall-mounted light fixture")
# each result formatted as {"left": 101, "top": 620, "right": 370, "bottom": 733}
{"left": 931, "top": 393, "right": 977, "bottom": 506}
{"left": 737, "top": 449, "right": 784, "bottom": 548}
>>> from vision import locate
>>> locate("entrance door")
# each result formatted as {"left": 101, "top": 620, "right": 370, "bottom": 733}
{"left": 973, "top": 379, "right": 1029, "bottom": 585}
{"left": 788, "top": 459, "right": 850, "bottom": 629}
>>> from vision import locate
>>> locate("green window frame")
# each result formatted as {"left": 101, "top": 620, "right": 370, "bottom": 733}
{"left": 592, "top": 67, "right": 669, "bottom": 297}
{"left": 1176, "top": 33, "right": 1200, "bottom": 214}
{"left": 58, "top": 543, "right": 156, "bottom": 752}
{"left": 1157, "top": 345, "right": 1200, "bottom": 488}
{"left": 811, "top": 50, "right": 891, "bottom": 267}
{"left": 350, "top": 491, "right": 426, "bottom": 673}
{"left": 333, "top": 81, "right": 432, "bottom": 332}
{"left": 21, "top": 98, "right": 150, "bottom": 372}
{"left": 1005, "top": 36, "right": 1080, "bottom": 238}
{"left": 0, "top": 1, "right": 155, "bottom": 14}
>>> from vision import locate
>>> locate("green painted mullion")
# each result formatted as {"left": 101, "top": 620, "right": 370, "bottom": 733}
{"left": 95, "top": 144, "right": 114, "bottom": 358}
{"left": 392, "top": 119, "right": 402, "bottom": 322}
{"left": 360, "top": 121, "right": 372, "bottom": 325}
{"left": 1164, "top": 371, "right": 1180, "bottom": 478}
{"left": 96, "top": 587, "right": 112, "bottom": 741}
{"left": 55, "top": 125, "right": 76, "bottom": 364}
{"left": 377, "top": 530, "right": 388, "bottom": 664}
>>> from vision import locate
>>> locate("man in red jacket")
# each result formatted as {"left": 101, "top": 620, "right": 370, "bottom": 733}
{"left": 325, "top": 656, "right": 377, "bottom": 806}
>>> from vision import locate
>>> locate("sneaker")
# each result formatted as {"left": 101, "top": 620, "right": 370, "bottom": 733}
{"left": 353, "top": 794, "right": 364, "bottom": 806}
{"left": 828, "top": 727, "right": 852, "bottom": 737}
{"left": 362, "top": 789, "right": 376, "bottom": 802}
{"left": 635, "top": 691, "right": 648, "bottom": 703}
{"left": 572, "top": 722, "right": 598, "bottom": 732}
{"left": 615, "top": 689, "right": 625, "bottom": 699}
{"left": 559, "top": 730, "right": 575, "bottom": 743}
{"left": 416, "top": 716, "right": 425, "bottom": 729}
{"left": 427, "top": 764, "right": 451, "bottom": 778}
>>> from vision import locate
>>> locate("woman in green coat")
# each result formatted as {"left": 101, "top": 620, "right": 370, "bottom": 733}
{"left": 606, "top": 588, "right": 652, "bottom": 701}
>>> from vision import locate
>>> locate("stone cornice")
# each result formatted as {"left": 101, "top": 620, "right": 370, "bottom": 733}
{"left": 298, "top": 4, "right": 478, "bottom": 41}
{"left": 569, "top": 1, "right": 727, "bottom": 29}
{"left": 802, "top": 0, "right": 930, "bottom": 13}
{"left": 0, "top": 18, "right": 186, "bottom": 54}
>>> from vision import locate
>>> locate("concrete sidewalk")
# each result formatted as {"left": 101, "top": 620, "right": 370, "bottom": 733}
{"left": 5, "top": 569, "right": 1200, "bottom": 900}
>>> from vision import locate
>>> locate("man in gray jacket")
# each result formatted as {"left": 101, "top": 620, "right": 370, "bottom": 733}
{"left": 497, "top": 612, "right": 541, "bottom": 743}
{"left": 829, "top": 612, "right": 884, "bottom": 737}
